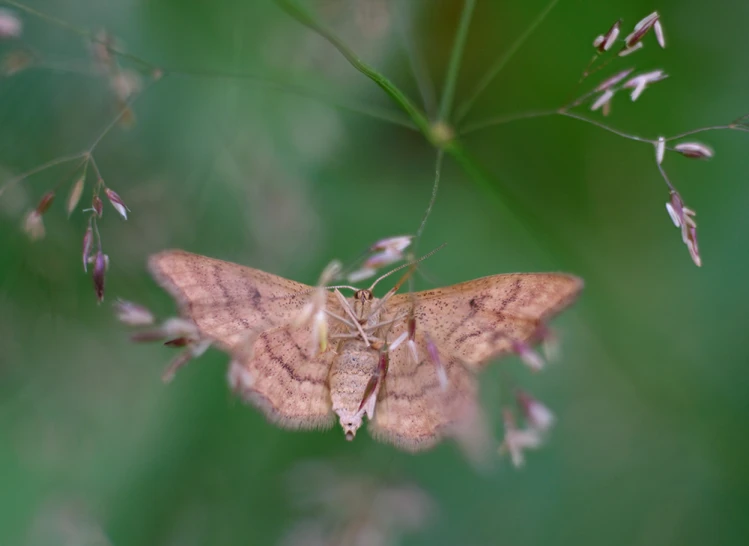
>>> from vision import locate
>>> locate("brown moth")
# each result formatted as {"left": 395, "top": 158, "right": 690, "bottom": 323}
{"left": 148, "top": 250, "right": 582, "bottom": 453}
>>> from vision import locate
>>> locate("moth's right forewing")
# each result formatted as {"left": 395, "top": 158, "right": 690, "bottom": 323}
{"left": 149, "top": 250, "right": 313, "bottom": 350}
{"left": 229, "top": 323, "right": 335, "bottom": 430}
{"left": 369, "top": 347, "right": 485, "bottom": 454}
{"left": 387, "top": 273, "right": 582, "bottom": 367}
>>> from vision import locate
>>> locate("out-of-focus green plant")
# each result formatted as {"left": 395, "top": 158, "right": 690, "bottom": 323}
{"left": 1, "top": 1, "right": 748, "bottom": 545}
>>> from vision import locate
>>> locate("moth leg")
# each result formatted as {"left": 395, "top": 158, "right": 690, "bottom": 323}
{"left": 328, "top": 333, "right": 358, "bottom": 340}
{"left": 365, "top": 312, "right": 408, "bottom": 332}
{"left": 333, "top": 288, "right": 370, "bottom": 346}
{"left": 323, "top": 308, "right": 357, "bottom": 329}
{"left": 329, "top": 333, "right": 386, "bottom": 344}
{"left": 363, "top": 286, "right": 400, "bottom": 323}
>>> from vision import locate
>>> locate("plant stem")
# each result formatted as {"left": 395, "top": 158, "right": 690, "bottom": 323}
{"left": 438, "top": 0, "right": 476, "bottom": 122}
{"left": 274, "top": 0, "right": 432, "bottom": 137}
{"left": 273, "top": 0, "right": 565, "bottom": 255}
{"left": 0, "top": 153, "right": 85, "bottom": 198}
{"left": 415, "top": 149, "right": 445, "bottom": 246}
{"left": 459, "top": 109, "right": 557, "bottom": 136}
{"left": 6, "top": 0, "right": 415, "bottom": 130}
{"left": 396, "top": 2, "right": 437, "bottom": 119}
{"left": 455, "top": 0, "right": 560, "bottom": 125}
{"left": 443, "top": 140, "right": 580, "bottom": 270}
{"left": 558, "top": 110, "right": 654, "bottom": 144}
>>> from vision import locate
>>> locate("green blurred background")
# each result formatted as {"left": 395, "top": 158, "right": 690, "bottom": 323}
{"left": 1, "top": 0, "right": 748, "bottom": 544}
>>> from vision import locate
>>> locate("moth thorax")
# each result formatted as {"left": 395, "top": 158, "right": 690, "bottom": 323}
{"left": 328, "top": 341, "right": 379, "bottom": 440}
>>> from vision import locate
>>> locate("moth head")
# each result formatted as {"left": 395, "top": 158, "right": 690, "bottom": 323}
{"left": 352, "top": 289, "right": 374, "bottom": 321}
{"left": 354, "top": 289, "right": 373, "bottom": 303}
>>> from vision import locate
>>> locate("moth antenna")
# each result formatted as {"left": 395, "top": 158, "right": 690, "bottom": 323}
{"left": 368, "top": 262, "right": 415, "bottom": 295}
{"left": 323, "top": 284, "right": 360, "bottom": 292}
{"left": 363, "top": 244, "right": 447, "bottom": 323}
{"left": 368, "top": 243, "right": 447, "bottom": 293}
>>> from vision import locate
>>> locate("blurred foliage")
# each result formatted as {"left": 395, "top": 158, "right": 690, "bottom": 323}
{"left": 1, "top": 0, "right": 749, "bottom": 545}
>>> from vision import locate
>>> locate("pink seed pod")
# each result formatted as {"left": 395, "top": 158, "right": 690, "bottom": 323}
{"left": 618, "top": 41, "right": 643, "bottom": 57}
{"left": 35, "top": 191, "right": 55, "bottom": 214}
{"left": 425, "top": 333, "right": 447, "bottom": 390}
{"left": 162, "top": 351, "right": 193, "bottom": 384}
{"left": 92, "top": 250, "right": 108, "bottom": 303}
{"left": 595, "top": 68, "right": 634, "bottom": 92}
{"left": 673, "top": 142, "right": 714, "bottom": 159}
{"left": 623, "top": 70, "right": 668, "bottom": 101}
{"left": 654, "top": 20, "right": 666, "bottom": 48}
{"left": 591, "top": 89, "right": 614, "bottom": 112}
{"left": 593, "top": 19, "right": 621, "bottom": 52}
{"left": 684, "top": 224, "right": 701, "bottom": 267}
{"left": 665, "top": 192, "right": 701, "bottom": 266}
{"left": 511, "top": 340, "right": 545, "bottom": 371}
{"left": 105, "top": 188, "right": 129, "bottom": 220}
{"left": 358, "top": 374, "right": 380, "bottom": 412}
{"left": 655, "top": 137, "right": 666, "bottom": 165}
{"left": 22, "top": 210, "right": 44, "bottom": 240}
{"left": 370, "top": 235, "right": 412, "bottom": 254}
{"left": 67, "top": 176, "right": 85, "bottom": 216}
{"left": 164, "top": 337, "right": 190, "bottom": 348}
{"left": 92, "top": 195, "right": 103, "bottom": 218}
{"left": 82, "top": 226, "right": 94, "bottom": 271}
{"left": 625, "top": 11, "right": 659, "bottom": 48}
{"left": 0, "top": 9, "right": 22, "bottom": 39}
{"left": 114, "top": 299, "right": 155, "bottom": 326}
{"left": 499, "top": 408, "right": 543, "bottom": 468}
{"left": 516, "top": 391, "right": 556, "bottom": 433}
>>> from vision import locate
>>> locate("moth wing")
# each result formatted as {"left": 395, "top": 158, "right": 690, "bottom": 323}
{"left": 368, "top": 273, "right": 580, "bottom": 454}
{"left": 368, "top": 332, "right": 488, "bottom": 455}
{"left": 149, "top": 249, "right": 314, "bottom": 350}
{"left": 386, "top": 273, "right": 582, "bottom": 368}
{"left": 229, "top": 323, "right": 335, "bottom": 430}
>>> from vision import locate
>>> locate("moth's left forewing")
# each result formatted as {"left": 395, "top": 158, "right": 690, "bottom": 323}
{"left": 387, "top": 273, "right": 582, "bottom": 367}
{"left": 148, "top": 250, "right": 314, "bottom": 351}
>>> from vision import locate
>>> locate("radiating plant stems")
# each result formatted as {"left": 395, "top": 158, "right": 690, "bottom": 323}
{"left": 459, "top": 109, "right": 558, "bottom": 136}
{"left": 396, "top": 3, "right": 437, "bottom": 119}
{"left": 169, "top": 69, "right": 418, "bottom": 130}
{"left": 3, "top": 0, "right": 416, "bottom": 131}
{"left": 274, "top": 0, "right": 432, "bottom": 137}
{"left": 455, "top": 0, "right": 561, "bottom": 125}
{"left": 272, "top": 0, "right": 564, "bottom": 254}
{"left": 438, "top": 0, "right": 476, "bottom": 122}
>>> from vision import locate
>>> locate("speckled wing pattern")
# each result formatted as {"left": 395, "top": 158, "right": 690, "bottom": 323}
{"left": 149, "top": 250, "right": 312, "bottom": 350}
{"left": 369, "top": 273, "right": 583, "bottom": 451}
{"left": 369, "top": 338, "right": 481, "bottom": 453}
{"left": 229, "top": 323, "right": 336, "bottom": 430}
{"left": 149, "top": 250, "right": 334, "bottom": 428}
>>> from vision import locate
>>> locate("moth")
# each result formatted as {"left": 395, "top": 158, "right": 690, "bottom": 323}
{"left": 149, "top": 250, "right": 582, "bottom": 453}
